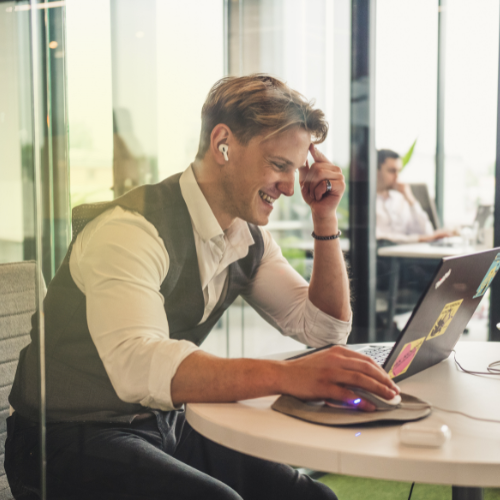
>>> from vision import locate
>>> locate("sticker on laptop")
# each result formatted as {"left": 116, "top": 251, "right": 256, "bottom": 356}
{"left": 426, "top": 299, "right": 463, "bottom": 341}
{"left": 388, "top": 337, "right": 425, "bottom": 379}
{"left": 472, "top": 253, "right": 500, "bottom": 299}
{"left": 435, "top": 269, "right": 451, "bottom": 290}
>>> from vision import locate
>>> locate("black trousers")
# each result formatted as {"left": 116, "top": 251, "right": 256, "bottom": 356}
{"left": 5, "top": 410, "right": 337, "bottom": 500}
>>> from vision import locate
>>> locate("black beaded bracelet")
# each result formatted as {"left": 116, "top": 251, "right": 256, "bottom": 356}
{"left": 311, "top": 230, "right": 342, "bottom": 240}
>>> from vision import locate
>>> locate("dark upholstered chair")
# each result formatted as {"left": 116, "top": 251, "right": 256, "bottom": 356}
{"left": 0, "top": 262, "right": 37, "bottom": 500}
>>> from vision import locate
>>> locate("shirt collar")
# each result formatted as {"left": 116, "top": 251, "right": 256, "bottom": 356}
{"left": 225, "top": 217, "right": 255, "bottom": 258}
{"left": 180, "top": 165, "right": 224, "bottom": 241}
{"left": 179, "top": 165, "right": 255, "bottom": 249}
{"left": 377, "top": 190, "right": 397, "bottom": 201}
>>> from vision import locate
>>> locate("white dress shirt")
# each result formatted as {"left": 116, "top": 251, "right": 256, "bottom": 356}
{"left": 69, "top": 165, "right": 352, "bottom": 411}
{"left": 376, "top": 190, "right": 434, "bottom": 243}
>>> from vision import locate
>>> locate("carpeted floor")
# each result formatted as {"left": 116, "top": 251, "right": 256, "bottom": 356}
{"left": 318, "top": 474, "right": 500, "bottom": 500}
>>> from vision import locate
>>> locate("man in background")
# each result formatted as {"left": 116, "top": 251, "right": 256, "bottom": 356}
{"left": 376, "top": 149, "right": 456, "bottom": 329}
{"left": 376, "top": 149, "right": 452, "bottom": 243}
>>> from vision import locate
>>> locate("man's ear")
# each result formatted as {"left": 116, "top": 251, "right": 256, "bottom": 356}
{"left": 210, "top": 124, "right": 231, "bottom": 166}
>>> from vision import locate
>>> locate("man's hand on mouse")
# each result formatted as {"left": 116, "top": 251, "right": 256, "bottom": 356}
{"left": 281, "top": 345, "right": 400, "bottom": 412}
{"left": 299, "top": 144, "right": 345, "bottom": 228}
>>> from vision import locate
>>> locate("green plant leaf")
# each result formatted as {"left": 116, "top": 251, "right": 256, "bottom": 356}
{"left": 401, "top": 139, "right": 417, "bottom": 170}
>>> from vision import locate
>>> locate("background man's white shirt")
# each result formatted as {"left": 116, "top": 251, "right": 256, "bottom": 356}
{"left": 69, "top": 166, "right": 352, "bottom": 412}
{"left": 376, "top": 190, "right": 434, "bottom": 243}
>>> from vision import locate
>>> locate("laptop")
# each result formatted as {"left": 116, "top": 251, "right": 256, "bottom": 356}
{"left": 357, "top": 247, "right": 500, "bottom": 382}
{"left": 291, "top": 247, "right": 500, "bottom": 383}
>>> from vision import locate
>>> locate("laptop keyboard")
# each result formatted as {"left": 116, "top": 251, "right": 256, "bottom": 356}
{"left": 360, "top": 345, "right": 393, "bottom": 365}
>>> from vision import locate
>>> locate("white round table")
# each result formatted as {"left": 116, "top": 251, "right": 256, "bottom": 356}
{"left": 187, "top": 342, "right": 500, "bottom": 498}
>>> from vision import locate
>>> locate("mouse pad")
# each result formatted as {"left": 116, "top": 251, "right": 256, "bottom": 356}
{"left": 271, "top": 393, "right": 431, "bottom": 426}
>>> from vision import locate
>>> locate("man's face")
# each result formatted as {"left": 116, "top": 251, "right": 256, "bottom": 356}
{"left": 220, "top": 126, "right": 311, "bottom": 226}
{"left": 377, "top": 157, "right": 403, "bottom": 190}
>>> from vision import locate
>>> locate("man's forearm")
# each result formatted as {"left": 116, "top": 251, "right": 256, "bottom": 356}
{"left": 171, "top": 350, "right": 287, "bottom": 406}
{"left": 171, "top": 346, "right": 399, "bottom": 411}
{"left": 308, "top": 216, "right": 351, "bottom": 322}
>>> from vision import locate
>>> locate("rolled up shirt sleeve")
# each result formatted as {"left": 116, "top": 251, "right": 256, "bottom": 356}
{"left": 241, "top": 228, "right": 352, "bottom": 347}
{"left": 70, "top": 208, "right": 199, "bottom": 412}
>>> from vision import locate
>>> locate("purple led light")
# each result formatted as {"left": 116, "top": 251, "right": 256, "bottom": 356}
{"left": 353, "top": 398, "right": 361, "bottom": 405}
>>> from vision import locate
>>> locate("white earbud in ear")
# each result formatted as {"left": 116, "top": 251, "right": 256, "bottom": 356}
{"left": 218, "top": 144, "right": 229, "bottom": 162}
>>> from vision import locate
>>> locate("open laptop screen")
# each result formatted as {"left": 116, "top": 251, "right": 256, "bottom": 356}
{"left": 382, "top": 248, "right": 500, "bottom": 382}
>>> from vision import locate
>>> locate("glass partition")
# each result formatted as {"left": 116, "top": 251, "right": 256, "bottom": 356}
{"left": 374, "top": 0, "right": 440, "bottom": 339}
{"left": 65, "top": 0, "right": 114, "bottom": 207}
{"left": 229, "top": 0, "right": 351, "bottom": 242}
{"left": 65, "top": 0, "right": 232, "bottom": 356}
{"left": 376, "top": 0, "right": 438, "bottom": 191}
{"left": 375, "top": 0, "right": 498, "bottom": 342}
{"left": 0, "top": 1, "right": 35, "bottom": 266}
{"left": 0, "top": 4, "right": 40, "bottom": 497}
{"left": 225, "top": 0, "right": 352, "bottom": 355}
{"left": 0, "top": 0, "right": 68, "bottom": 497}
{"left": 3, "top": 0, "right": 500, "bottom": 497}
{"left": 63, "top": 0, "right": 353, "bottom": 358}
{"left": 442, "top": 0, "right": 498, "bottom": 341}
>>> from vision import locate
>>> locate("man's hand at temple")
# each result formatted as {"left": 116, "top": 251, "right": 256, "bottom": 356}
{"left": 299, "top": 144, "right": 351, "bottom": 323}
{"left": 299, "top": 144, "right": 345, "bottom": 224}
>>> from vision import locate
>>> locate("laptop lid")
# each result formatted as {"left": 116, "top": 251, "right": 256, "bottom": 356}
{"left": 382, "top": 247, "right": 500, "bottom": 383}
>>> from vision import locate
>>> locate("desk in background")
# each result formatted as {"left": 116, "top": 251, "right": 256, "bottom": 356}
{"left": 377, "top": 241, "right": 474, "bottom": 260}
{"left": 377, "top": 242, "right": 486, "bottom": 338}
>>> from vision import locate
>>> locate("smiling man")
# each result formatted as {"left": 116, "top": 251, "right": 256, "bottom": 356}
{"left": 7, "top": 75, "right": 398, "bottom": 500}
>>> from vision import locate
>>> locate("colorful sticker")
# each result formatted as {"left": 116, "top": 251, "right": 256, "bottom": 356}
{"left": 473, "top": 253, "right": 500, "bottom": 299}
{"left": 426, "top": 299, "right": 463, "bottom": 341}
{"left": 388, "top": 337, "right": 425, "bottom": 379}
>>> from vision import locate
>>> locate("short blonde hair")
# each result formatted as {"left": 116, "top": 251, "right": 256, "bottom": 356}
{"left": 196, "top": 74, "right": 328, "bottom": 159}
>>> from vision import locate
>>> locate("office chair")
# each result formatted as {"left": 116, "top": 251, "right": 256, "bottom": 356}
{"left": 409, "top": 184, "right": 440, "bottom": 230}
{"left": 0, "top": 262, "right": 37, "bottom": 500}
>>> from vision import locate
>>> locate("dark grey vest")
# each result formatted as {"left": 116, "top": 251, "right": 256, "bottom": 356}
{"left": 10, "top": 174, "right": 264, "bottom": 423}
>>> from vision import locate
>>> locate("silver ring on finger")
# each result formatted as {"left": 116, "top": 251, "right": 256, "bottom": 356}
{"left": 325, "top": 179, "right": 332, "bottom": 192}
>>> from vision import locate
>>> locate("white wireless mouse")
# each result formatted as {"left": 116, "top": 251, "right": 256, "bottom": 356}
{"left": 400, "top": 422, "right": 451, "bottom": 448}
